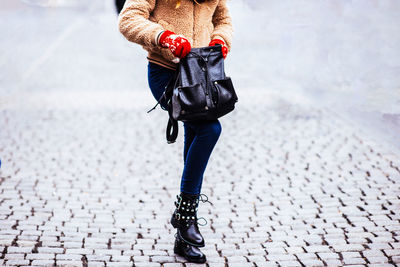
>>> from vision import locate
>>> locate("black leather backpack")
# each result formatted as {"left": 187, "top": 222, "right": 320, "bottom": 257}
{"left": 149, "top": 45, "right": 238, "bottom": 143}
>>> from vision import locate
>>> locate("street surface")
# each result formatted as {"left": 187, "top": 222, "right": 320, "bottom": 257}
{"left": 1, "top": 0, "right": 400, "bottom": 266}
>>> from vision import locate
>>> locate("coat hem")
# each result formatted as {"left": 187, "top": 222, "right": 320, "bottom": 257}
{"left": 147, "top": 55, "right": 177, "bottom": 70}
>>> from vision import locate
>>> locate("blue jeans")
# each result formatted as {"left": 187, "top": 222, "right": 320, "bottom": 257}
{"left": 147, "top": 62, "right": 221, "bottom": 195}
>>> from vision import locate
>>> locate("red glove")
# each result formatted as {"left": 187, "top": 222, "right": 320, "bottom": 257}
{"left": 159, "top": 30, "right": 191, "bottom": 59}
{"left": 209, "top": 39, "right": 228, "bottom": 59}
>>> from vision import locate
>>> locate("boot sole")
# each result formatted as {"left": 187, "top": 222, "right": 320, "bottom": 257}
{"left": 174, "top": 246, "right": 207, "bottom": 263}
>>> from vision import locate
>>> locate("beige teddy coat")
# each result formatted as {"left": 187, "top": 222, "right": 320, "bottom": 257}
{"left": 118, "top": 0, "right": 233, "bottom": 69}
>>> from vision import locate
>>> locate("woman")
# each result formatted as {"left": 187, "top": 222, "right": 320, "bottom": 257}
{"left": 118, "top": 0, "right": 233, "bottom": 263}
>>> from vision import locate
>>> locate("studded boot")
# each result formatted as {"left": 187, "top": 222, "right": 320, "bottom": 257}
{"left": 174, "top": 232, "right": 206, "bottom": 263}
{"left": 170, "top": 192, "right": 205, "bottom": 247}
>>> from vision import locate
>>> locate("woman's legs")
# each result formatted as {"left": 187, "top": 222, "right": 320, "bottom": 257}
{"left": 171, "top": 120, "right": 221, "bottom": 249}
{"left": 181, "top": 120, "right": 222, "bottom": 195}
{"left": 148, "top": 62, "right": 218, "bottom": 259}
{"left": 147, "top": 62, "right": 222, "bottom": 195}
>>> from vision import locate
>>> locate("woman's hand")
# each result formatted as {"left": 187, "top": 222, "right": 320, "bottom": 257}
{"left": 209, "top": 39, "right": 228, "bottom": 59}
{"left": 158, "top": 30, "right": 191, "bottom": 59}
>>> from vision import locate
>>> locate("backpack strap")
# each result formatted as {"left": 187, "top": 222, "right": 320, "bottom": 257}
{"left": 165, "top": 67, "right": 181, "bottom": 144}
{"left": 147, "top": 92, "right": 167, "bottom": 113}
{"left": 166, "top": 117, "right": 178, "bottom": 143}
{"left": 146, "top": 66, "right": 180, "bottom": 144}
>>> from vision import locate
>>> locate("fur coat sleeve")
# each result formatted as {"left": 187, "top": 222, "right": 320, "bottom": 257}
{"left": 211, "top": 0, "right": 233, "bottom": 51}
{"left": 118, "top": 0, "right": 164, "bottom": 50}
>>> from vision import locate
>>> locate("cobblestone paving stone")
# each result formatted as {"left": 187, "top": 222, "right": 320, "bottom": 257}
{"left": 0, "top": 90, "right": 399, "bottom": 267}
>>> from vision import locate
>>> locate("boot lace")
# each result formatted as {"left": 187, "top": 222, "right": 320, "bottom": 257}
{"left": 196, "top": 193, "right": 213, "bottom": 226}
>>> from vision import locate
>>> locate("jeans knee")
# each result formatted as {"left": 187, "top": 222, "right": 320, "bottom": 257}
{"left": 187, "top": 120, "right": 222, "bottom": 141}
{"left": 208, "top": 120, "right": 222, "bottom": 139}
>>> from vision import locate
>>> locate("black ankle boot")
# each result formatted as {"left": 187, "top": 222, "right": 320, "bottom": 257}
{"left": 174, "top": 233, "right": 206, "bottom": 263}
{"left": 170, "top": 192, "right": 207, "bottom": 247}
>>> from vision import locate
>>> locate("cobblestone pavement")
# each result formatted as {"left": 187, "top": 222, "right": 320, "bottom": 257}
{"left": 1, "top": 90, "right": 400, "bottom": 267}
{"left": 1, "top": 1, "right": 400, "bottom": 266}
